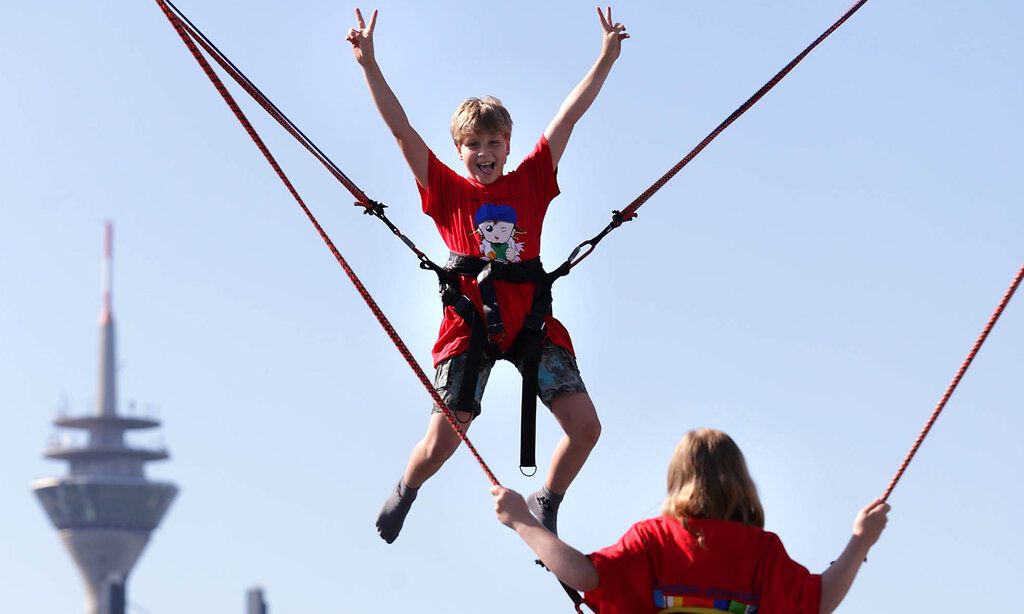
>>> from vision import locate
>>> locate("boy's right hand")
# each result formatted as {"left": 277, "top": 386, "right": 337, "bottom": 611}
{"left": 852, "top": 499, "right": 890, "bottom": 547}
{"left": 345, "top": 8, "right": 378, "bottom": 66}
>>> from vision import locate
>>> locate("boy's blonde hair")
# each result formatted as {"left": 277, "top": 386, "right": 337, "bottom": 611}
{"left": 662, "top": 429, "right": 765, "bottom": 531}
{"left": 450, "top": 96, "right": 513, "bottom": 146}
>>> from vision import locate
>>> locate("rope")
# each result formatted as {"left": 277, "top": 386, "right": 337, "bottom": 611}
{"left": 161, "top": 0, "right": 442, "bottom": 269}
{"left": 881, "top": 263, "right": 1024, "bottom": 502}
{"left": 155, "top": 0, "right": 500, "bottom": 487}
{"left": 162, "top": 0, "right": 368, "bottom": 204}
{"left": 565, "top": 0, "right": 871, "bottom": 269}
{"left": 621, "top": 0, "right": 869, "bottom": 218}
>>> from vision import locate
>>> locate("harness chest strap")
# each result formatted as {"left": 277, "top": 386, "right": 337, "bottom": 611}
{"left": 441, "top": 254, "right": 568, "bottom": 474}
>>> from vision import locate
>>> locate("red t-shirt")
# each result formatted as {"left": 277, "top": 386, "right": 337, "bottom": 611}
{"left": 584, "top": 516, "right": 821, "bottom": 614}
{"left": 419, "top": 135, "right": 575, "bottom": 366}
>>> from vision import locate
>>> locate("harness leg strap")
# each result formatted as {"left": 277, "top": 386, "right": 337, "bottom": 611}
{"left": 517, "top": 313, "right": 547, "bottom": 476}
{"left": 452, "top": 296, "right": 486, "bottom": 421}
{"left": 520, "top": 354, "right": 539, "bottom": 475}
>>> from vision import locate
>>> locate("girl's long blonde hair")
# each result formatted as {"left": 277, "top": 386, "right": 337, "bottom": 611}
{"left": 662, "top": 429, "right": 765, "bottom": 531}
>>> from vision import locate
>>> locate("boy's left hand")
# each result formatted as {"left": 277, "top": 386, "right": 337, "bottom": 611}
{"left": 597, "top": 6, "right": 629, "bottom": 60}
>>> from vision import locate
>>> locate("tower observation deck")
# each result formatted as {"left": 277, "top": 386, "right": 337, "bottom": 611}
{"left": 33, "top": 223, "right": 178, "bottom": 614}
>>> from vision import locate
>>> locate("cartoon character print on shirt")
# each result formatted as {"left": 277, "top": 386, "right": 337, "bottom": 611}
{"left": 473, "top": 202, "right": 525, "bottom": 263}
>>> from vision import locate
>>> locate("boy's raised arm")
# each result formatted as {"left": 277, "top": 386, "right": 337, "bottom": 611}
{"left": 544, "top": 6, "right": 630, "bottom": 170}
{"left": 346, "top": 8, "right": 429, "bottom": 188}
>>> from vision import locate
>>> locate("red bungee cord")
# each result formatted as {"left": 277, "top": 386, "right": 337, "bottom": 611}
{"left": 154, "top": 0, "right": 500, "bottom": 487}
{"left": 565, "top": 0, "right": 872, "bottom": 268}
{"left": 881, "top": 263, "right": 1024, "bottom": 502}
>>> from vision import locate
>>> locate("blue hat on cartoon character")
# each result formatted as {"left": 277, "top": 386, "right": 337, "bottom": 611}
{"left": 474, "top": 202, "right": 517, "bottom": 227}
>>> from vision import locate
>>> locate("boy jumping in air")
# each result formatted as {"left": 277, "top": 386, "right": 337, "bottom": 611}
{"left": 345, "top": 6, "right": 629, "bottom": 543}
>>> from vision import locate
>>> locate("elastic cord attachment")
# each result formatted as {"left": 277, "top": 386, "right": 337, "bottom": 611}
{"left": 356, "top": 199, "right": 446, "bottom": 272}
{"left": 566, "top": 208, "right": 639, "bottom": 268}
{"left": 355, "top": 198, "right": 386, "bottom": 215}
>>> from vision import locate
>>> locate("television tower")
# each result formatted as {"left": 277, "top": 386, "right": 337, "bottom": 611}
{"left": 33, "top": 223, "right": 178, "bottom": 614}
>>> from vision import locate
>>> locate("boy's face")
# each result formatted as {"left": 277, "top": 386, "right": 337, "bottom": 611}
{"left": 456, "top": 130, "right": 510, "bottom": 185}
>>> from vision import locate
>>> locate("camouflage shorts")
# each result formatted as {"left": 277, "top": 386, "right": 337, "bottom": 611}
{"left": 432, "top": 340, "right": 588, "bottom": 417}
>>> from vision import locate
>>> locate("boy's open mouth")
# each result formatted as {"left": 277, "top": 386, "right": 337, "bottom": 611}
{"left": 477, "top": 162, "right": 495, "bottom": 174}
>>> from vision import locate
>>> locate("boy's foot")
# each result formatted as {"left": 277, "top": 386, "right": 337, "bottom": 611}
{"left": 376, "top": 480, "right": 418, "bottom": 544}
{"left": 527, "top": 486, "right": 564, "bottom": 536}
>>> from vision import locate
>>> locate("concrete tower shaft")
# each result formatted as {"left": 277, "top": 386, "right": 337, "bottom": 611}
{"left": 33, "top": 222, "right": 178, "bottom": 614}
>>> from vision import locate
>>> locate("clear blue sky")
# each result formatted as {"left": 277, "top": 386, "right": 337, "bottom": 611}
{"left": 2, "top": 1, "right": 1021, "bottom": 612}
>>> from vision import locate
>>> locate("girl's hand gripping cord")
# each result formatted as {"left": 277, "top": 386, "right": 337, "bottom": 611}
{"left": 853, "top": 498, "right": 890, "bottom": 548}
{"left": 492, "top": 486, "right": 600, "bottom": 592}
{"left": 493, "top": 485, "right": 534, "bottom": 530}
{"left": 820, "top": 499, "right": 891, "bottom": 613}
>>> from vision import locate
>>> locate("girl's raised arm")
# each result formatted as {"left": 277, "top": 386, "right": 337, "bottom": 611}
{"left": 819, "top": 499, "right": 890, "bottom": 613}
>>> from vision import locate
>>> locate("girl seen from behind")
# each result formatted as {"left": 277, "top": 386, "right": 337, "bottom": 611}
{"left": 493, "top": 428, "right": 889, "bottom": 613}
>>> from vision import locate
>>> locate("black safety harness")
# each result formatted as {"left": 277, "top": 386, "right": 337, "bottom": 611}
{"left": 440, "top": 253, "right": 573, "bottom": 474}
{"left": 357, "top": 196, "right": 613, "bottom": 477}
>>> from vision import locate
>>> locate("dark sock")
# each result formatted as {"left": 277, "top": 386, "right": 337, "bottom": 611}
{"left": 527, "top": 486, "right": 564, "bottom": 536}
{"left": 376, "top": 480, "right": 418, "bottom": 544}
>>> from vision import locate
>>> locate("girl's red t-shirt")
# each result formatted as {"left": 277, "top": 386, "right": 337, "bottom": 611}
{"left": 585, "top": 516, "right": 822, "bottom": 614}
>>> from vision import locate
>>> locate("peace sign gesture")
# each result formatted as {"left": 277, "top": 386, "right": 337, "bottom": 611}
{"left": 346, "top": 8, "right": 378, "bottom": 66}
{"left": 597, "top": 6, "right": 629, "bottom": 60}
